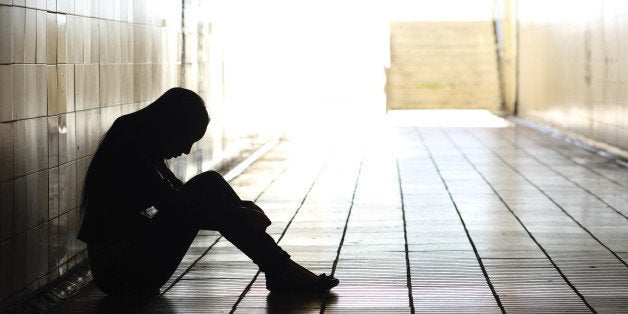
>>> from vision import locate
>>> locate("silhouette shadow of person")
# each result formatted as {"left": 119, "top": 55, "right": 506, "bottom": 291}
{"left": 77, "top": 87, "right": 338, "bottom": 297}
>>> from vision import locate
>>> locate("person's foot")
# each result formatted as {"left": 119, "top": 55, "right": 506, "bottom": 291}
{"left": 265, "top": 260, "right": 339, "bottom": 292}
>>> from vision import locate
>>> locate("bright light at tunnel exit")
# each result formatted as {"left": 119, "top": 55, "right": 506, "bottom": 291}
{"left": 215, "top": 0, "right": 496, "bottom": 140}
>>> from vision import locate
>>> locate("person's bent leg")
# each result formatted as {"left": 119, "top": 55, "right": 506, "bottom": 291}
{"left": 182, "top": 170, "right": 338, "bottom": 291}
{"left": 182, "top": 171, "right": 290, "bottom": 274}
{"left": 89, "top": 211, "right": 199, "bottom": 296}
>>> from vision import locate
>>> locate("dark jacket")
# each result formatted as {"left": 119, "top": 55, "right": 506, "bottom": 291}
{"left": 77, "top": 132, "right": 183, "bottom": 245}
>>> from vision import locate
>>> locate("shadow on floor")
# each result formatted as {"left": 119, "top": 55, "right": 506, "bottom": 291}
{"left": 264, "top": 291, "right": 338, "bottom": 313}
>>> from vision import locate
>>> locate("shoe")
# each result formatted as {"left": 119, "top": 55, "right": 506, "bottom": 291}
{"left": 266, "top": 273, "right": 339, "bottom": 292}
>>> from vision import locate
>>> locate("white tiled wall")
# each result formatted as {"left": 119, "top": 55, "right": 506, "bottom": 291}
{"left": 0, "top": 0, "right": 274, "bottom": 306}
{"left": 517, "top": 0, "right": 628, "bottom": 152}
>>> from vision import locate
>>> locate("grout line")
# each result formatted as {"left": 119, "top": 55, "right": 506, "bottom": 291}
{"left": 223, "top": 138, "right": 280, "bottom": 182}
{"left": 519, "top": 127, "right": 625, "bottom": 188}
{"left": 446, "top": 128, "right": 597, "bottom": 313}
{"left": 230, "top": 151, "right": 334, "bottom": 314}
{"left": 466, "top": 129, "right": 628, "bottom": 269}
{"left": 496, "top": 126, "right": 628, "bottom": 219}
{"left": 498, "top": 129, "right": 628, "bottom": 221}
{"left": 395, "top": 159, "right": 415, "bottom": 314}
{"left": 228, "top": 163, "right": 292, "bottom": 313}
{"left": 415, "top": 128, "right": 506, "bottom": 314}
{"left": 510, "top": 116, "right": 628, "bottom": 166}
{"left": 320, "top": 158, "right": 363, "bottom": 314}
{"left": 141, "top": 236, "right": 222, "bottom": 312}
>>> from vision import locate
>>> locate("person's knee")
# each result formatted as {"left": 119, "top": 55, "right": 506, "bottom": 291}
{"left": 184, "top": 170, "right": 223, "bottom": 191}
{"left": 204, "top": 170, "right": 223, "bottom": 181}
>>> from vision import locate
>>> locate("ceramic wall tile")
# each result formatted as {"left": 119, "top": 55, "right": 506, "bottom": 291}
{"left": 83, "top": 18, "right": 91, "bottom": 63}
{"left": 0, "top": 181, "right": 15, "bottom": 241}
{"left": 67, "top": 160, "right": 76, "bottom": 210}
{"left": 74, "top": 16, "right": 83, "bottom": 64}
{"left": 14, "top": 117, "right": 48, "bottom": 176}
{"left": 65, "top": 15, "right": 75, "bottom": 63}
{"left": 74, "top": 157, "right": 87, "bottom": 210}
{"left": 0, "top": 6, "right": 12, "bottom": 63}
{"left": 133, "top": 25, "right": 141, "bottom": 63}
{"left": 13, "top": 232, "right": 26, "bottom": 292}
{"left": 46, "top": 12, "right": 57, "bottom": 64}
{"left": 26, "top": 170, "right": 48, "bottom": 229}
{"left": 46, "top": 0, "right": 55, "bottom": 11}
{"left": 74, "top": 0, "right": 84, "bottom": 16}
{"left": 24, "top": 8, "right": 36, "bottom": 63}
{"left": 47, "top": 218, "right": 59, "bottom": 272}
{"left": 0, "top": 65, "right": 12, "bottom": 123}
{"left": 58, "top": 163, "right": 67, "bottom": 215}
{"left": 85, "top": 109, "right": 99, "bottom": 155}
{"left": 37, "top": 117, "right": 49, "bottom": 172}
{"left": 65, "top": 64, "right": 74, "bottom": 112}
{"left": 74, "top": 110, "right": 85, "bottom": 159}
{"left": 98, "top": 63, "right": 108, "bottom": 106}
{"left": 98, "top": 19, "right": 107, "bottom": 63}
{"left": 74, "top": 64, "right": 84, "bottom": 111}
{"left": 48, "top": 166, "right": 58, "bottom": 221}
{"left": 58, "top": 112, "right": 76, "bottom": 164}
{"left": 113, "top": 64, "right": 120, "bottom": 105}
{"left": 108, "top": 21, "right": 119, "bottom": 63}
{"left": 66, "top": 208, "right": 77, "bottom": 257}
{"left": 11, "top": 64, "right": 25, "bottom": 120}
{"left": 56, "top": 64, "right": 67, "bottom": 113}
{"left": 1, "top": 239, "right": 15, "bottom": 299}
{"left": 13, "top": 119, "right": 25, "bottom": 178}
{"left": 36, "top": 64, "right": 47, "bottom": 116}
{"left": 13, "top": 176, "right": 26, "bottom": 235}
{"left": 22, "top": 64, "right": 37, "bottom": 119}
{"left": 90, "top": 18, "right": 99, "bottom": 62}
{"left": 48, "top": 116, "right": 58, "bottom": 167}
{"left": 56, "top": 14, "right": 66, "bottom": 63}
{"left": 36, "top": 10, "right": 46, "bottom": 63}
{"left": 46, "top": 65, "right": 57, "bottom": 115}
{"left": 26, "top": 223, "right": 48, "bottom": 283}
{"left": 12, "top": 7, "right": 25, "bottom": 63}
{"left": 57, "top": 211, "right": 67, "bottom": 264}
{"left": 0, "top": 123, "right": 13, "bottom": 182}
{"left": 84, "top": 64, "right": 98, "bottom": 109}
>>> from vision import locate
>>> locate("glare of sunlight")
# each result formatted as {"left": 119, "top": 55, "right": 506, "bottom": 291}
{"left": 387, "top": 110, "right": 513, "bottom": 128}
{"left": 213, "top": 0, "right": 498, "bottom": 140}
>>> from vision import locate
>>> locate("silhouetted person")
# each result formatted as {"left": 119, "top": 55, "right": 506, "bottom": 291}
{"left": 77, "top": 88, "right": 338, "bottom": 297}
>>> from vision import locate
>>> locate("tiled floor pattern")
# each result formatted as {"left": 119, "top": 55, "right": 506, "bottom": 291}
{"left": 51, "top": 122, "right": 628, "bottom": 313}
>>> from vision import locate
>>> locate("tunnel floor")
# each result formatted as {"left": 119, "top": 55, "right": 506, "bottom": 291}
{"left": 51, "top": 117, "right": 628, "bottom": 313}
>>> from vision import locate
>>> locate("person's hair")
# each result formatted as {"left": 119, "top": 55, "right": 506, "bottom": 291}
{"left": 80, "top": 88, "right": 209, "bottom": 215}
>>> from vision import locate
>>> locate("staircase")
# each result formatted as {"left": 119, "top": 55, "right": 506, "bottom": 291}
{"left": 387, "top": 21, "right": 502, "bottom": 110}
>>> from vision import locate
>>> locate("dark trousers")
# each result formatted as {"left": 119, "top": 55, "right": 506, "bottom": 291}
{"left": 90, "top": 171, "right": 289, "bottom": 295}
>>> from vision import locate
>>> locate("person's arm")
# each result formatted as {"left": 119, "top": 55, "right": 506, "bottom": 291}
{"left": 109, "top": 136, "right": 185, "bottom": 215}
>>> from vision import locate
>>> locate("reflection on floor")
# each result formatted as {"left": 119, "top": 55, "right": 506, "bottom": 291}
{"left": 51, "top": 117, "right": 628, "bottom": 313}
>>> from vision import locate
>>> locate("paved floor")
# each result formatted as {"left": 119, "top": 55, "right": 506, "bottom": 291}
{"left": 51, "top": 114, "right": 628, "bottom": 313}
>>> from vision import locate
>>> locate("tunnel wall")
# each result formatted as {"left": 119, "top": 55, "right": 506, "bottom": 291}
{"left": 517, "top": 0, "right": 628, "bottom": 152}
{"left": 0, "top": 0, "right": 274, "bottom": 305}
